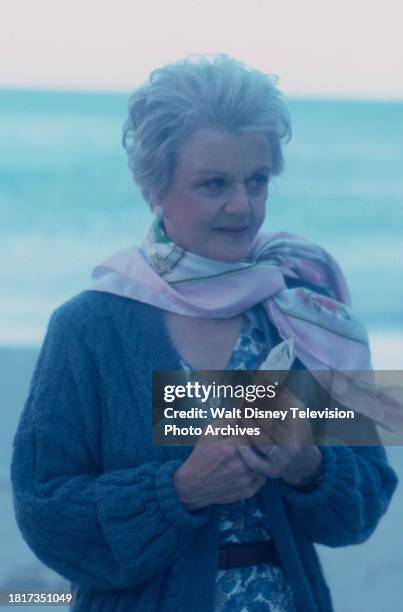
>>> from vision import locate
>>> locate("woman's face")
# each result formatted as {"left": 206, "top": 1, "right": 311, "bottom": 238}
{"left": 154, "top": 128, "right": 271, "bottom": 262}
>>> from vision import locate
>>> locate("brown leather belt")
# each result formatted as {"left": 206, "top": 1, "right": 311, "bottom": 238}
{"left": 218, "top": 540, "right": 282, "bottom": 570}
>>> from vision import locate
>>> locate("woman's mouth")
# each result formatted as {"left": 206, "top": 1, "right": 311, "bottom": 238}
{"left": 215, "top": 226, "right": 249, "bottom": 236}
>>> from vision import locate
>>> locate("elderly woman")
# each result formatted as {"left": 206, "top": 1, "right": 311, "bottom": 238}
{"left": 11, "top": 55, "right": 397, "bottom": 612}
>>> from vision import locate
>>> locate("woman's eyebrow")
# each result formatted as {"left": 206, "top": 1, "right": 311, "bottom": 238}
{"left": 194, "top": 165, "right": 272, "bottom": 177}
{"left": 194, "top": 169, "right": 230, "bottom": 177}
{"left": 250, "top": 165, "right": 272, "bottom": 174}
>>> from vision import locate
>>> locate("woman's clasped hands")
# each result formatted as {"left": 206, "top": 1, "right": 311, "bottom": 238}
{"left": 174, "top": 407, "right": 323, "bottom": 512}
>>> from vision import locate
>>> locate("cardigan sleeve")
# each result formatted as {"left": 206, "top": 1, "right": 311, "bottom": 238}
{"left": 281, "top": 443, "right": 398, "bottom": 547}
{"left": 10, "top": 305, "right": 211, "bottom": 590}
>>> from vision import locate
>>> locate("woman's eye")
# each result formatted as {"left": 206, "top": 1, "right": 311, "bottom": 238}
{"left": 247, "top": 175, "right": 269, "bottom": 191}
{"left": 200, "top": 178, "right": 227, "bottom": 193}
{"left": 198, "top": 175, "right": 268, "bottom": 195}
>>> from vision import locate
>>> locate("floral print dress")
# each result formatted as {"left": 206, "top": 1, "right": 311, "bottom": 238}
{"left": 180, "top": 308, "right": 297, "bottom": 612}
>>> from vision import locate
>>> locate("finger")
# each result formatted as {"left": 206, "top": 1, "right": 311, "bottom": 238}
{"left": 253, "top": 445, "right": 278, "bottom": 460}
{"left": 237, "top": 443, "right": 280, "bottom": 477}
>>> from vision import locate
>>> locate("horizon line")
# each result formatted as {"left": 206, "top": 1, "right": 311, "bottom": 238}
{"left": 1, "top": 85, "right": 402, "bottom": 105}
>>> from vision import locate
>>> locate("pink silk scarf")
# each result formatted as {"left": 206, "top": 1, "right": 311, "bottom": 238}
{"left": 89, "top": 218, "right": 370, "bottom": 372}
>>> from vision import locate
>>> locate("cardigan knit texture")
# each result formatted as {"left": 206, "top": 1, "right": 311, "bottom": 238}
{"left": 11, "top": 290, "right": 398, "bottom": 611}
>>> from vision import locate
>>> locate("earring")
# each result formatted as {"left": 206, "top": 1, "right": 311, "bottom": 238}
{"left": 154, "top": 204, "right": 164, "bottom": 219}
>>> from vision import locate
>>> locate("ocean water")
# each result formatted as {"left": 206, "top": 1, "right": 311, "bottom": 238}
{"left": 1, "top": 90, "right": 402, "bottom": 344}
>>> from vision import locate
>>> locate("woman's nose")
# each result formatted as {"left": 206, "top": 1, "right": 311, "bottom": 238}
{"left": 224, "top": 183, "right": 250, "bottom": 215}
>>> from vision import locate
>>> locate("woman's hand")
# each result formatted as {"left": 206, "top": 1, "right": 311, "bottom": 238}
{"left": 237, "top": 443, "right": 323, "bottom": 488}
{"left": 173, "top": 436, "right": 267, "bottom": 512}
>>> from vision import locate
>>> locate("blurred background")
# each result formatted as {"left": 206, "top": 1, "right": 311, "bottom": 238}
{"left": 1, "top": 1, "right": 402, "bottom": 610}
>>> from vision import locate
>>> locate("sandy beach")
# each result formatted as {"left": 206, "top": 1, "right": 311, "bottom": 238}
{"left": 1, "top": 334, "right": 402, "bottom": 611}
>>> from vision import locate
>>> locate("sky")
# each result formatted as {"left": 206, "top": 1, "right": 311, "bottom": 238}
{"left": 1, "top": 0, "right": 403, "bottom": 100}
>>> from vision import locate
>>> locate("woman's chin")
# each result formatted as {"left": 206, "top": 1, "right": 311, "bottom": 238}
{"left": 201, "top": 246, "right": 253, "bottom": 263}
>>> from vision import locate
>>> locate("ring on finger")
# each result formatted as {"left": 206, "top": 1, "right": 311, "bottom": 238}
{"left": 262, "top": 445, "right": 276, "bottom": 458}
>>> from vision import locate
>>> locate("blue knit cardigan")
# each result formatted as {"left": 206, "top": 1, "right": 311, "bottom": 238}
{"left": 11, "top": 290, "right": 398, "bottom": 611}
